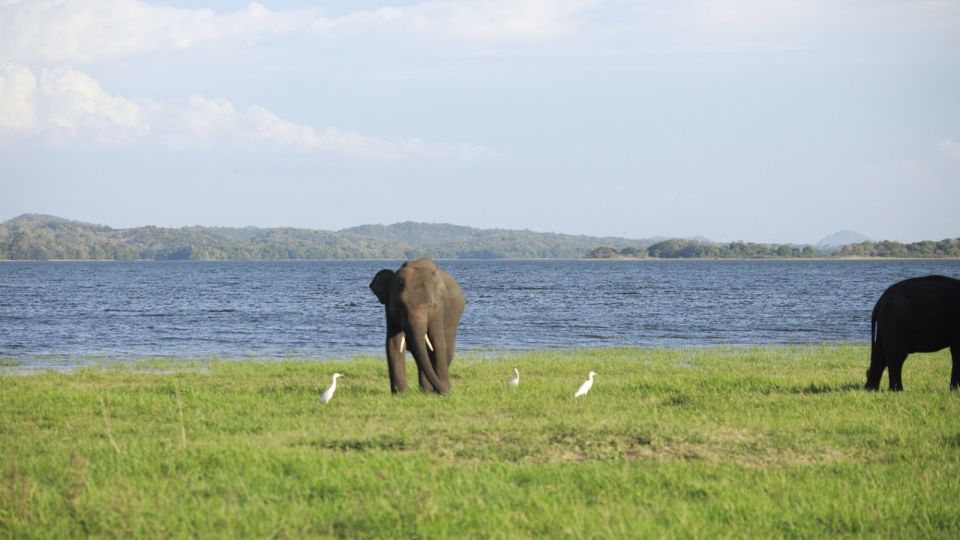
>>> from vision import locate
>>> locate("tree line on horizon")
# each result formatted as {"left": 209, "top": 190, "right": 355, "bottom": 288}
{"left": 0, "top": 215, "right": 643, "bottom": 260}
{"left": 586, "top": 238, "right": 960, "bottom": 259}
{"left": 1, "top": 214, "right": 957, "bottom": 261}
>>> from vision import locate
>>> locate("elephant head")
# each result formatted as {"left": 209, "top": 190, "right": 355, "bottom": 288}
{"left": 370, "top": 258, "right": 465, "bottom": 394}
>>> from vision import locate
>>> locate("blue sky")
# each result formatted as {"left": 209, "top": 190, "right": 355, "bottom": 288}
{"left": 1, "top": 0, "right": 958, "bottom": 243}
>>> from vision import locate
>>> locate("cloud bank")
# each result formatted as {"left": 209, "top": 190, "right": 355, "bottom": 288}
{"left": 160, "top": 94, "right": 497, "bottom": 159}
{"left": 0, "top": 0, "right": 599, "bottom": 65}
{"left": 1, "top": 1, "right": 307, "bottom": 64}
{"left": 0, "top": 63, "right": 496, "bottom": 159}
{"left": 2, "top": 0, "right": 531, "bottom": 159}
{"left": 4, "top": 0, "right": 959, "bottom": 68}
{"left": 0, "top": 63, "right": 147, "bottom": 143}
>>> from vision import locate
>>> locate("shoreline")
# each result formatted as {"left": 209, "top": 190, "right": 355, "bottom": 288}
{"left": 582, "top": 255, "right": 960, "bottom": 261}
{"left": 0, "top": 343, "right": 873, "bottom": 374}
{"left": 2, "top": 256, "right": 960, "bottom": 262}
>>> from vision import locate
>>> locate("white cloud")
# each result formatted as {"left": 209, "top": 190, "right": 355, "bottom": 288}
{"left": 0, "top": 63, "right": 37, "bottom": 131}
{"left": 0, "top": 1, "right": 308, "bottom": 64}
{"left": 0, "top": 0, "right": 598, "bottom": 65}
{"left": 39, "top": 66, "right": 148, "bottom": 139}
{"left": 321, "top": 0, "right": 598, "bottom": 41}
{"left": 162, "top": 95, "right": 240, "bottom": 149}
{"left": 0, "top": 63, "right": 147, "bottom": 142}
{"left": 165, "top": 96, "right": 498, "bottom": 159}
{"left": 0, "top": 63, "right": 496, "bottom": 159}
{"left": 4, "top": 0, "right": 958, "bottom": 70}
{"left": 938, "top": 137, "right": 960, "bottom": 162}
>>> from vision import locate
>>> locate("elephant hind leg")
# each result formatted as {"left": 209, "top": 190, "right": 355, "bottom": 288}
{"left": 866, "top": 339, "right": 886, "bottom": 391}
{"left": 951, "top": 345, "right": 960, "bottom": 390}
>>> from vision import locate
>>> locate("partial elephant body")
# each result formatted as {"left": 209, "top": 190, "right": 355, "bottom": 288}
{"left": 866, "top": 275, "right": 960, "bottom": 391}
{"left": 370, "top": 258, "right": 465, "bottom": 394}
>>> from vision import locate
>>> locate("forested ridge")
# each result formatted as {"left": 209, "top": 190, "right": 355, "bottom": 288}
{"left": 2, "top": 214, "right": 956, "bottom": 260}
{"left": 586, "top": 238, "right": 960, "bottom": 259}
{"left": 0, "top": 214, "right": 648, "bottom": 260}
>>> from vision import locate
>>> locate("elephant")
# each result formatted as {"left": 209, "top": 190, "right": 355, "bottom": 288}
{"left": 865, "top": 275, "right": 960, "bottom": 391}
{"left": 369, "top": 258, "right": 465, "bottom": 394}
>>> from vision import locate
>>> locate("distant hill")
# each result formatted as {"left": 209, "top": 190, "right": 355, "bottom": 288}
{"left": 587, "top": 237, "right": 960, "bottom": 259}
{"left": 4, "top": 213, "right": 83, "bottom": 225}
{"left": 2, "top": 214, "right": 955, "bottom": 260}
{"left": 344, "top": 222, "right": 659, "bottom": 259}
{"left": 589, "top": 239, "right": 818, "bottom": 259}
{"left": 816, "top": 230, "right": 871, "bottom": 248}
{"left": 0, "top": 214, "right": 654, "bottom": 260}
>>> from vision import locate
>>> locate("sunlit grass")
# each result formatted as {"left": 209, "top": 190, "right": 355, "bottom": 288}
{"left": 2, "top": 345, "right": 959, "bottom": 538}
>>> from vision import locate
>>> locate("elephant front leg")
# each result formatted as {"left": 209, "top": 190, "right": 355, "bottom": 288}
{"left": 887, "top": 355, "right": 906, "bottom": 392}
{"left": 386, "top": 331, "right": 408, "bottom": 393}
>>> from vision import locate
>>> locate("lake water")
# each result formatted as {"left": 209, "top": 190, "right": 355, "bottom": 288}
{"left": 1, "top": 259, "right": 959, "bottom": 368}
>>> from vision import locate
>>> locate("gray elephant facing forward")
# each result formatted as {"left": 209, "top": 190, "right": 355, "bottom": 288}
{"left": 370, "top": 258, "right": 465, "bottom": 394}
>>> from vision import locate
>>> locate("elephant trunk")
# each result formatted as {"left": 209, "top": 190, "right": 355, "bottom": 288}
{"left": 404, "top": 317, "right": 449, "bottom": 394}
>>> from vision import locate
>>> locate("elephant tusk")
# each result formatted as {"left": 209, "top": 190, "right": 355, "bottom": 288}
{"left": 425, "top": 334, "right": 434, "bottom": 352}
{"left": 399, "top": 334, "right": 405, "bottom": 353}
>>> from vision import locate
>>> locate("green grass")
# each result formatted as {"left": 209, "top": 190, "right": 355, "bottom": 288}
{"left": 2, "top": 345, "right": 959, "bottom": 538}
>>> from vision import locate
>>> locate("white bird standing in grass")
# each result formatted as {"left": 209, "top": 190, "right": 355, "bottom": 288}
{"left": 509, "top": 366, "right": 520, "bottom": 388}
{"left": 319, "top": 373, "right": 343, "bottom": 404}
{"left": 574, "top": 371, "right": 596, "bottom": 398}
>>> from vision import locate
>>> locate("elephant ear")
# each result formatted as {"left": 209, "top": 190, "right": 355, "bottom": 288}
{"left": 369, "top": 269, "right": 395, "bottom": 305}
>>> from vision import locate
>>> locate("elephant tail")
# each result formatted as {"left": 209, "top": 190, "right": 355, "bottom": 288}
{"left": 871, "top": 302, "right": 878, "bottom": 344}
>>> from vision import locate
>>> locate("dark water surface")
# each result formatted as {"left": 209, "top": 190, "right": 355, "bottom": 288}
{"left": 1, "top": 260, "right": 958, "bottom": 367}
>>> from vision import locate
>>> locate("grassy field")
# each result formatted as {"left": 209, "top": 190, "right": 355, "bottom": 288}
{"left": 2, "top": 345, "right": 959, "bottom": 538}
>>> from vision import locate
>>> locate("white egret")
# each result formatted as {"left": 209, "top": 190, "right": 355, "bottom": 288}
{"left": 574, "top": 371, "right": 596, "bottom": 398}
{"left": 509, "top": 366, "right": 520, "bottom": 388}
{"left": 319, "top": 373, "right": 343, "bottom": 404}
